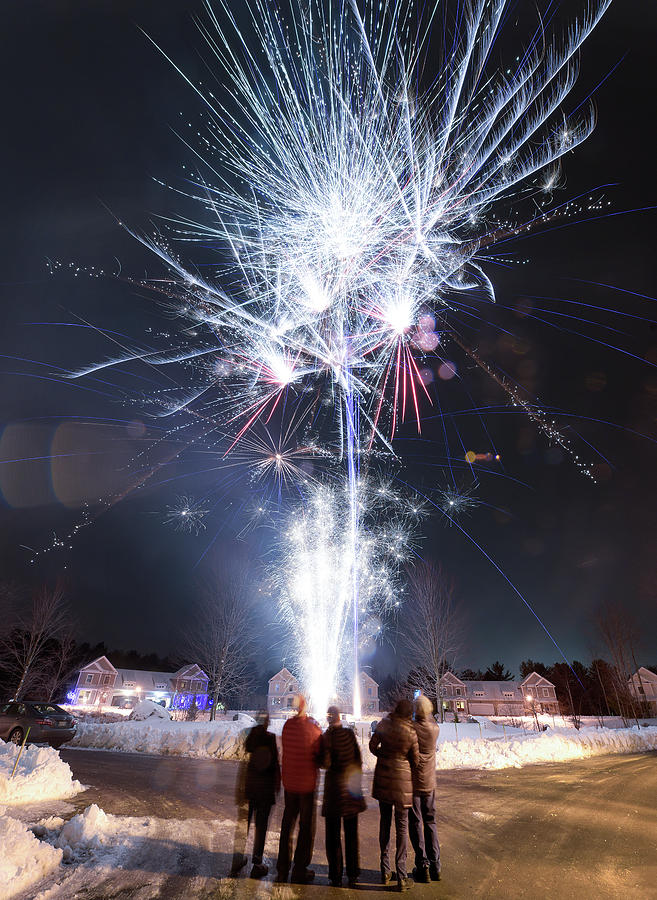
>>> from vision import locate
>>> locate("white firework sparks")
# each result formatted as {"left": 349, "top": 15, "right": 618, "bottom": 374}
{"left": 71, "top": 0, "right": 611, "bottom": 712}
{"left": 164, "top": 495, "right": 209, "bottom": 534}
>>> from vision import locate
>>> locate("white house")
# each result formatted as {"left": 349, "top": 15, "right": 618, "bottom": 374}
{"left": 71, "top": 656, "right": 209, "bottom": 711}
{"left": 628, "top": 667, "right": 657, "bottom": 715}
{"left": 439, "top": 671, "right": 559, "bottom": 718}
{"left": 267, "top": 668, "right": 380, "bottom": 715}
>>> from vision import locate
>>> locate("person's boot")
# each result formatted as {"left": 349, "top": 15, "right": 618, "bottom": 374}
{"left": 396, "top": 873, "right": 412, "bottom": 892}
{"left": 381, "top": 869, "right": 392, "bottom": 885}
{"left": 429, "top": 863, "right": 441, "bottom": 881}
{"left": 230, "top": 853, "right": 248, "bottom": 876}
{"left": 290, "top": 868, "right": 315, "bottom": 884}
{"left": 412, "top": 865, "right": 430, "bottom": 883}
{"left": 250, "top": 863, "right": 268, "bottom": 879}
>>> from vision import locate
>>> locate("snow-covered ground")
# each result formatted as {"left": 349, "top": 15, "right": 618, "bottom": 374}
{"left": 1, "top": 804, "right": 237, "bottom": 900}
{"left": 0, "top": 742, "right": 83, "bottom": 806}
{"left": 0, "top": 744, "right": 86, "bottom": 899}
{"left": 64, "top": 711, "right": 657, "bottom": 771}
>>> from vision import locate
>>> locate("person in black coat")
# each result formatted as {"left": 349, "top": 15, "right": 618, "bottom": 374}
{"left": 233, "top": 713, "right": 281, "bottom": 879}
{"left": 321, "top": 706, "right": 366, "bottom": 887}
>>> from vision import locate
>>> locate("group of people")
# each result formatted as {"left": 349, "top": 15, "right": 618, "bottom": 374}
{"left": 232, "top": 693, "right": 441, "bottom": 891}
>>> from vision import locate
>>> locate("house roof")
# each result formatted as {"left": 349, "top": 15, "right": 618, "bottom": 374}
{"left": 80, "top": 656, "right": 118, "bottom": 674}
{"left": 360, "top": 671, "right": 378, "bottom": 686}
{"left": 173, "top": 664, "right": 208, "bottom": 680}
{"left": 521, "top": 672, "right": 555, "bottom": 687}
{"left": 630, "top": 667, "right": 657, "bottom": 682}
{"left": 268, "top": 667, "right": 296, "bottom": 683}
{"left": 115, "top": 670, "right": 175, "bottom": 691}
{"left": 440, "top": 672, "right": 465, "bottom": 685}
{"left": 465, "top": 681, "right": 524, "bottom": 701}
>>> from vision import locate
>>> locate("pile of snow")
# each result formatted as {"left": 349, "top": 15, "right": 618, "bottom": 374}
{"left": 0, "top": 742, "right": 83, "bottom": 805}
{"left": 0, "top": 815, "right": 63, "bottom": 900}
{"left": 128, "top": 699, "right": 171, "bottom": 721}
{"left": 433, "top": 724, "right": 657, "bottom": 770}
{"left": 67, "top": 712, "right": 657, "bottom": 771}
{"left": 68, "top": 717, "right": 252, "bottom": 759}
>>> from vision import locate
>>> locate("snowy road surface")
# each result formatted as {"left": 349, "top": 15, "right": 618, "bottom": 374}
{"left": 38, "top": 748, "right": 657, "bottom": 900}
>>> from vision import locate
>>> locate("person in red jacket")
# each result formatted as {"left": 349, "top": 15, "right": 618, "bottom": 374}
{"left": 275, "top": 694, "right": 322, "bottom": 884}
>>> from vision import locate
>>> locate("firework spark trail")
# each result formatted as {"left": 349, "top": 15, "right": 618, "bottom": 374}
{"left": 67, "top": 0, "right": 613, "bottom": 713}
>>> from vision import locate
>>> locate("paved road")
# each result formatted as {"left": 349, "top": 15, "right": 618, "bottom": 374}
{"left": 59, "top": 749, "right": 656, "bottom": 899}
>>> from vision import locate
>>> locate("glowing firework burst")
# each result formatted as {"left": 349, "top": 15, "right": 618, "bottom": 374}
{"left": 67, "top": 0, "right": 612, "bottom": 712}
{"left": 440, "top": 485, "right": 480, "bottom": 522}
{"left": 164, "top": 495, "right": 209, "bottom": 534}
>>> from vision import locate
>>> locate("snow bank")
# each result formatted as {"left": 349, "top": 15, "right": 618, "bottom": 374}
{"left": 0, "top": 742, "right": 83, "bottom": 805}
{"left": 67, "top": 713, "right": 657, "bottom": 772}
{"left": 128, "top": 699, "right": 171, "bottom": 721}
{"left": 68, "top": 717, "right": 252, "bottom": 759}
{"left": 0, "top": 814, "right": 63, "bottom": 900}
{"left": 433, "top": 725, "right": 657, "bottom": 770}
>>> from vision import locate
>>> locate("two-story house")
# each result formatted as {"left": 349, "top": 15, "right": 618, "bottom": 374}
{"left": 267, "top": 668, "right": 380, "bottom": 715}
{"left": 628, "top": 667, "right": 657, "bottom": 715}
{"left": 439, "top": 671, "right": 559, "bottom": 718}
{"left": 71, "top": 656, "right": 209, "bottom": 710}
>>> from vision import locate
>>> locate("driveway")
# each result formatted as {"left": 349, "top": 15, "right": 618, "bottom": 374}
{"left": 51, "top": 748, "right": 656, "bottom": 899}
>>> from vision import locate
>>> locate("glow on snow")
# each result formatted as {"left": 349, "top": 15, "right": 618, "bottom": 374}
{"left": 70, "top": 0, "right": 611, "bottom": 715}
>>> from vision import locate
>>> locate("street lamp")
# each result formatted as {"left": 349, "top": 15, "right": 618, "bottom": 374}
{"left": 525, "top": 694, "right": 540, "bottom": 731}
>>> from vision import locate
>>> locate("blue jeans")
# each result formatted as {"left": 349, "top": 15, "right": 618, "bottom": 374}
{"left": 408, "top": 790, "right": 441, "bottom": 871}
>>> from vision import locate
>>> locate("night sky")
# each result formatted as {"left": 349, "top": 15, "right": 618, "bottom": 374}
{"left": 1, "top": 0, "right": 656, "bottom": 681}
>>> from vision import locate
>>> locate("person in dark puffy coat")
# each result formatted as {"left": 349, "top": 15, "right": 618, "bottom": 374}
{"left": 275, "top": 695, "right": 322, "bottom": 884}
{"left": 408, "top": 695, "right": 441, "bottom": 883}
{"left": 321, "top": 706, "right": 366, "bottom": 887}
{"left": 232, "top": 713, "right": 281, "bottom": 879}
{"left": 369, "top": 699, "right": 420, "bottom": 890}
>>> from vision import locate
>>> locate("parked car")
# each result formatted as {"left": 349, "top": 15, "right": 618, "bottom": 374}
{"left": 0, "top": 701, "right": 76, "bottom": 749}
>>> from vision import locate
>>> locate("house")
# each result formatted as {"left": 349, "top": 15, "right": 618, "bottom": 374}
{"left": 439, "top": 671, "right": 559, "bottom": 718}
{"left": 267, "top": 667, "right": 299, "bottom": 713}
{"left": 628, "top": 667, "right": 657, "bottom": 715}
{"left": 70, "top": 656, "right": 209, "bottom": 710}
{"left": 267, "top": 668, "right": 380, "bottom": 715}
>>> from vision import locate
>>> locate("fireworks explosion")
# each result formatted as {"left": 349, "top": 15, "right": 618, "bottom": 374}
{"left": 67, "top": 0, "right": 612, "bottom": 714}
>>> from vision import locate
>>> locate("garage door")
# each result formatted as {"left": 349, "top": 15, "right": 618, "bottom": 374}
{"left": 469, "top": 702, "right": 495, "bottom": 715}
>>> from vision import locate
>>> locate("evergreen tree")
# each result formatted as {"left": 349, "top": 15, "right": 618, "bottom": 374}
{"left": 483, "top": 661, "right": 513, "bottom": 681}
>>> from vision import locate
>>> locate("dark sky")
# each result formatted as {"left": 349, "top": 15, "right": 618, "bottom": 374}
{"left": 1, "top": 1, "right": 656, "bottom": 681}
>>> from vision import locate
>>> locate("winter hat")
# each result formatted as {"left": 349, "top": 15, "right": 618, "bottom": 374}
{"left": 394, "top": 699, "right": 413, "bottom": 720}
{"left": 415, "top": 695, "right": 433, "bottom": 720}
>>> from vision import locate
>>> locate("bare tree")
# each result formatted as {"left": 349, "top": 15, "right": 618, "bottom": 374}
{"left": 184, "top": 570, "right": 258, "bottom": 721}
{"left": 401, "top": 561, "right": 465, "bottom": 722}
{"left": 1, "top": 585, "right": 70, "bottom": 699}
{"left": 40, "top": 626, "right": 79, "bottom": 702}
{"left": 596, "top": 602, "right": 642, "bottom": 723}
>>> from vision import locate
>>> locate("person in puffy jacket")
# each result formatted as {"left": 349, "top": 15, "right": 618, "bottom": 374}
{"left": 321, "top": 706, "right": 366, "bottom": 887}
{"left": 369, "top": 699, "right": 420, "bottom": 891}
{"left": 408, "top": 695, "right": 441, "bottom": 883}
{"left": 275, "top": 695, "right": 322, "bottom": 884}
